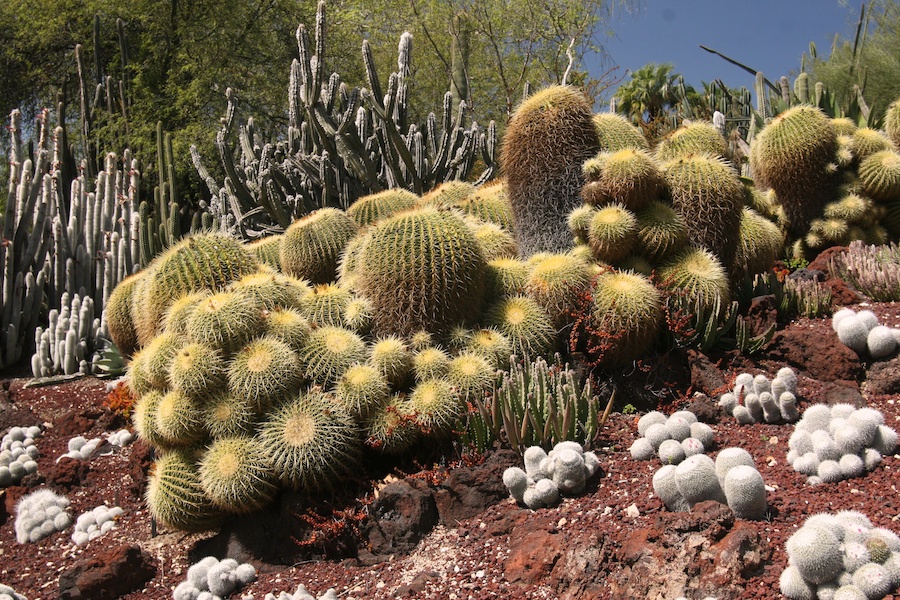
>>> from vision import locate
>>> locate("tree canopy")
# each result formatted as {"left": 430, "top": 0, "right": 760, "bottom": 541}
{"left": 1, "top": 0, "right": 635, "bottom": 199}
{"left": 810, "top": 1, "right": 900, "bottom": 124}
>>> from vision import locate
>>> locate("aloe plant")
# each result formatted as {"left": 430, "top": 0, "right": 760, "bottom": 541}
{"left": 461, "top": 354, "right": 611, "bottom": 455}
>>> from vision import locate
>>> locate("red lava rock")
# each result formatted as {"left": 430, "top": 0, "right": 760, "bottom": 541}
{"left": 687, "top": 349, "right": 727, "bottom": 396}
{"left": 504, "top": 515, "right": 562, "bottom": 585}
{"left": 45, "top": 456, "right": 93, "bottom": 491}
{"left": 865, "top": 355, "right": 900, "bottom": 395}
{"left": 765, "top": 318, "right": 864, "bottom": 381}
{"left": 54, "top": 407, "right": 104, "bottom": 438}
{"left": 742, "top": 294, "right": 779, "bottom": 338}
{"left": 806, "top": 245, "right": 845, "bottom": 274}
{"left": 364, "top": 478, "right": 440, "bottom": 556}
{"left": 431, "top": 449, "right": 515, "bottom": 526}
{"left": 58, "top": 543, "right": 156, "bottom": 600}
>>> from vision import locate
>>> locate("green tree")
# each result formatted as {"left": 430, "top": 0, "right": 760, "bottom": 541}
{"left": 810, "top": 0, "right": 900, "bottom": 123}
{"left": 613, "top": 63, "right": 681, "bottom": 124}
{"left": 339, "top": 0, "right": 635, "bottom": 122}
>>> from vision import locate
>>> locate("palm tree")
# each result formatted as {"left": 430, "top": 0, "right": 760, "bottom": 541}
{"left": 613, "top": 63, "right": 680, "bottom": 124}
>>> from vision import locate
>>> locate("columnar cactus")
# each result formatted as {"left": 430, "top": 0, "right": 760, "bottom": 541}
{"left": 501, "top": 85, "right": 601, "bottom": 256}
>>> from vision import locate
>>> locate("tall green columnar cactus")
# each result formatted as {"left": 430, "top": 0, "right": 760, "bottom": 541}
{"left": 191, "top": 1, "right": 497, "bottom": 240}
{"left": 356, "top": 206, "right": 487, "bottom": 337}
{"left": 1, "top": 110, "right": 51, "bottom": 370}
{"left": 501, "top": 85, "right": 601, "bottom": 256}
{"left": 749, "top": 105, "right": 838, "bottom": 238}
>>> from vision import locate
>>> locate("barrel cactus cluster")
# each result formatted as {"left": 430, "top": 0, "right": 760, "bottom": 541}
{"left": 833, "top": 307, "right": 900, "bottom": 359}
{"left": 780, "top": 511, "right": 900, "bottom": 599}
{"left": 502, "top": 441, "right": 601, "bottom": 509}
{"left": 787, "top": 403, "right": 898, "bottom": 485}
{"left": 652, "top": 446, "right": 768, "bottom": 520}
{"left": 628, "top": 409, "right": 715, "bottom": 465}
{"left": 716, "top": 367, "right": 801, "bottom": 424}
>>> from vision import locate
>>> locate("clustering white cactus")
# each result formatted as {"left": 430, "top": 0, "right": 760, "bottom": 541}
{"left": 0, "top": 583, "right": 28, "bottom": 600}
{"left": 787, "top": 403, "right": 898, "bottom": 485}
{"left": 173, "top": 556, "right": 258, "bottom": 600}
{"left": 0, "top": 425, "right": 42, "bottom": 487}
{"left": 502, "top": 441, "right": 601, "bottom": 510}
{"left": 106, "top": 429, "right": 134, "bottom": 447}
{"left": 629, "top": 409, "right": 715, "bottom": 464}
{"left": 58, "top": 436, "right": 105, "bottom": 461}
{"left": 833, "top": 307, "right": 900, "bottom": 359}
{"left": 780, "top": 511, "right": 900, "bottom": 599}
{"left": 652, "top": 447, "right": 768, "bottom": 520}
{"left": 71, "top": 504, "right": 124, "bottom": 546}
{"left": 14, "top": 488, "right": 72, "bottom": 544}
{"left": 717, "top": 367, "right": 801, "bottom": 424}
{"left": 241, "top": 585, "right": 339, "bottom": 600}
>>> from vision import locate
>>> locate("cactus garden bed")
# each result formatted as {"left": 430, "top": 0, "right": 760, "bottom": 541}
{"left": 1, "top": 297, "right": 899, "bottom": 599}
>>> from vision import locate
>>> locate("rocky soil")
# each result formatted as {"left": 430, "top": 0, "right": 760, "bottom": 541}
{"left": 2, "top": 282, "right": 900, "bottom": 599}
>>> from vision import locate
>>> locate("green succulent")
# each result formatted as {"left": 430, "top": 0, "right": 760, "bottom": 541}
{"left": 186, "top": 291, "right": 266, "bottom": 355}
{"left": 587, "top": 203, "right": 638, "bottom": 264}
{"left": 634, "top": 200, "right": 688, "bottom": 263}
{"left": 356, "top": 206, "right": 486, "bottom": 337}
{"left": 592, "top": 112, "right": 650, "bottom": 152}
{"left": 228, "top": 336, "right": 303, "bottom": 413}
{"left": 654, "top": 121, "right": 728, "bottom": 162}
{"left": 168, "top": 342, "right": 227, "bottom": 401}
{"left": 259, "top": 389, "right": 361, "bottom": 491}
{"left": 198, "top": 436, "right": 279, "bottom": 514}
{"left": 587, "top": 271, "right": 662, "bottom": 367}
{"left": 347, "top": 188, "right": 419, "bottom": 226}
{"left": 146, "top": 449, "right": 223, "bottom": 532}
{"left": 280, "top": 207, "right": 359, "bottom": 284}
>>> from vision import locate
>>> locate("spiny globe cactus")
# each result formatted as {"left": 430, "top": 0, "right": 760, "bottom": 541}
{"left": 585, "top": 271, "right": 662, "bottom": 367}
{"left": 155, "top": 389, "right": 207, "bottom": 447}
{"left": 484, "top": 257, "right": 531, "bottom": 299}
{"left": 592, "top": 112, "right": 650, "bottom": 152}
{"left": 168, "top": 342, "right": 227, "bottom": 401}
{"left": 245, "top": 234, "right": 283, "bottom": 271}
{"left": 581, "top": 148, "right": 664, "bottom": 211}
{"left": 227, "top": 269, "right": 312, "bottom": 311}
{"left": 857, "top": 149, "right": 900, "bottom": 204}
{"left": 634, "top": 200, "right": 688, "bottom": 263}
{"left": 524, "top": 253, "right": 593, "bottom": 329}
{"left": 134, "top": 233, "right": 259, "bottom": 346}
{"left": 418, "top": 180, "right": 477, "bottom": 208}
{"left": 409, "top": 377, "right": 464, "bottom": 435}
{"left": 356, "top": 206, "right": 487, "bottom": 337}
{"left": 886, "top": 98, "right": 900, "bottom": 149}
{"left": 263, "top": 308, "right": 313, "bottom": 352}
{"left": 663, "top": 153, "right": 744, "bottom": 271}
{"left": 299, "top": 325, "right": 367, "bottom": 388}
{"left": 202, "top": 392, "right": 257, "bottom": 439}
{"left": 364, "top": 394, "right": 420, "bottom": 454}
{"left": 733, "top": 208, "right": 782, "bottom": 276}
{"left": 586, "top": 203, "right": 638, "bottom": 264}
{"left": 501, "top": 85, "right": 601, "bottom": 256}
{"left": 335, "top": 363, "right": 391, "bottom": 420}
{"left": 656, "top": 246, "right": 731, "bottom": 313}
{"left": 162, "top": 291, "right": 211, "bottom": 337}
{"left": 455, "top": 180, "right": 515, "bottom": 231}
{"left": 654, "top": 121, "right": 729, "bottom": 162}
{"left": 145, "top": 449, "right": 222, "bottom": 532}
{"left": 484, "top": 295, "right": 556, "bottom": 360}
{"left": 186, "top": 291, "right": 266, "bottom": 356}
{"left": 347, "top": 188, "right": 419, "bottom": 226}
{"left": 298, "top": 283, "right": 354, "bottom": 328}
{"left": 412, "top": 346, "right": 453, "bottom": 381}
{"left": 367, "top": 336, "right": 413, "bottom": 388}
{"left": 749, "top": 105, "right": 839, "bottom": 237}
{"left": 228, "top": 336, "right": 303, "bottom": 412}
{"left": 105, "top": 272, "right": 145, "bottom": 357}
{"left": 258, "top": 389, "right": 360, "bottom": 491}
{"left": 198, "top": 435, "right": 279, "bottom": 514}
{"left": 280, "top": 207, "right": 359, "bottom": 284}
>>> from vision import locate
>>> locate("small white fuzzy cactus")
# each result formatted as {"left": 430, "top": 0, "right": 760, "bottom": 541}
{"left": 174, "top": 556, "right": 256, "bottom": 600}
{"left": 0, "top": 584, "right": 28, "bottom": 600}
{"left": 14, "top": 488, "right": 72, "bottom": 544}
{"left": 630, "top": 410, "right": 715, "bottom": 465}
{"left": 719, "top": 367, "right": 800, "bottom": 425}
{"left": 782, "top": 512, "right": 900, "bottom": 599}
{"left": 0, "top": 425, "right": 42, "bottom": 487}
{"left": 503, "top": 441, "right": 601, "bottom": 509}
{"left": 834, "top": 308, "right": 900, "bottom": 359}
{"left": 71, "top": 504, "right": 124, "bottom": 546}
{"left": 59, "top": 436, "right": 105, "bottom": 461}
{"left": 254, "top": 584, "right": 338, "bottom": 600}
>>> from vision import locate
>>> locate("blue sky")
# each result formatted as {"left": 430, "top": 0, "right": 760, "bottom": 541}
{"left": 588, "top": 0, "right": 865, "bottom": 100}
